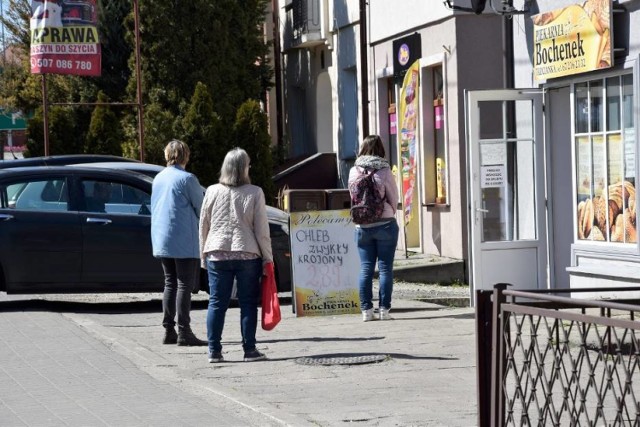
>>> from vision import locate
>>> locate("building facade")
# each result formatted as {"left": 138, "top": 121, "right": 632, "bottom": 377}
{"left": 278, "top": 0, "right": 640, "bottom": 293}
{"left": 509, "top": 0, "right": 640, "bottom": 293}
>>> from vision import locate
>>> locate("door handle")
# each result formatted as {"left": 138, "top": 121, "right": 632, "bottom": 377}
{"left": 86, "top": 217, "right": 112, "bottom": 225}
{"left": 475, "top": 208, "right": 489, "bottom": 213}
{"left": 0, "top": 214, "right": 14, "bottom": 221}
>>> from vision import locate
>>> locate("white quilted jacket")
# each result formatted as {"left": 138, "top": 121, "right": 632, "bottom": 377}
{"left": 199, "top": 183, "right": 273, "bottom": 268}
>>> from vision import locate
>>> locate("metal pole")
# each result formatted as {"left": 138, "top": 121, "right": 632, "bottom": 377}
{"left": 133, "top": 0, "right": 145, "bottom": 162}
{"left": 358, "top": 0, "right": 369, "bottom": 136}
{"left": 42, "top": 74, "right": 50, "bottom": 156}
{"left": 272, "top": 0, "right": 284, "bottom": 153}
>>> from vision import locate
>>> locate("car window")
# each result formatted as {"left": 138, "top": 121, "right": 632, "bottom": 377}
{"left": 2, "top": 179, "right": 69, "bottom": 211}
{"left": 81, "top": 179, "right": 151, "bottom": 215}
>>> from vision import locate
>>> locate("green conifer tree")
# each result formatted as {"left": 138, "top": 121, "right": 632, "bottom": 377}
{"left": 232, "top": 99, "right": 275, "bottom": 205}
{"left": 181, "top": 82, "right": 224, "bottom": 186}
{"left": 85, "top": 92, "right": 123, "bottom": 155}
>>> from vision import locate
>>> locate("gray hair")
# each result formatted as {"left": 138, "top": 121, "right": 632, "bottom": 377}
{"left": 219, "top": 147, "right": 251, "bottom": 186}
{"left": 164, "top": 139, "right": 190, "bottom": 166}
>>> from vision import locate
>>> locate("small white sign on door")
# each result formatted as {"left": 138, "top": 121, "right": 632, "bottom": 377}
{"left": 481, "top": 165, "right": 505, "bottom": 188}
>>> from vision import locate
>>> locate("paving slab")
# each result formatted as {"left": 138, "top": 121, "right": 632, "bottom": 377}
{"left": 63, "top": 293, "right": 478, "bottom": 426}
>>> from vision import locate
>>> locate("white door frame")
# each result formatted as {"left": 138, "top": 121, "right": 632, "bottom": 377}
{"left": 466, "top": 89, "right": 547, "bottom": 295}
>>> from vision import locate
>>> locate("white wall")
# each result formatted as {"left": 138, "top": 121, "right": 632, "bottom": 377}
{"left": 368, "top": 0, "right": 451, "bottom": 43}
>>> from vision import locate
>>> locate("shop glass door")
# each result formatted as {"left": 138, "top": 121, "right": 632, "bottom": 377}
{"left": 466, "top": 89, "right": 547, "bottom": 292}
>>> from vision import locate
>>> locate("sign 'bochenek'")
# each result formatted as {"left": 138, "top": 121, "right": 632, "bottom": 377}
{"left": 29, "top": 0, "right": 101, "bottom": 76}
{"left": 290, "top": 210, "right": 360, "bottom": 317}
{"left": 532, "top": 0, "right": 612, "bottom": 81}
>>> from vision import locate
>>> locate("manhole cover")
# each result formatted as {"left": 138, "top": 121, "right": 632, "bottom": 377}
{"left": 295, "top": 354, "right": 389, "bottom": 366}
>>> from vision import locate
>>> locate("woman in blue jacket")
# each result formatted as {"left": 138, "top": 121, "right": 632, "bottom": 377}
{"left": 151, "top": 140, "right": 206, "bottom": 346}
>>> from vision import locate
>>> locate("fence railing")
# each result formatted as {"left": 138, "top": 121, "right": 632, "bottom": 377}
{"left": 476, "top": 284, "right": 640, "bottom": 426}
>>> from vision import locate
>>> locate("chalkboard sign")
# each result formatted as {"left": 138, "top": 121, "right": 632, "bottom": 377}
{"left": 290, "top": 210, "right": 360, "bottom": 317}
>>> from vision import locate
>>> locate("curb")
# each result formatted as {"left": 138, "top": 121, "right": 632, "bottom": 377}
{"left": 376, "top": 260, "right": 466, "bottom": 284}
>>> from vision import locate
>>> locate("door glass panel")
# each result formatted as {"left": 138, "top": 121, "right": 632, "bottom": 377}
{"left": 479, "top": 138, "right": 536, "bottom": 242}
{"left": 507, "top": 100, "right": 534, "bottom": 139}
{"left": 479, "top": 101, "right": 503, "bottom": 140}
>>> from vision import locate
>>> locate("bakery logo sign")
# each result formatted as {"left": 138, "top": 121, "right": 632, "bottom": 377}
{"left": 532, "top": 0, "right": 612, "bottom": 81}
{"left": 398, "top": 44, "right": 410, "bottom": 66}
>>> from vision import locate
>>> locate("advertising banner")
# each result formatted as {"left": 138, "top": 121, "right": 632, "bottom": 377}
{"left": 532, "top": 0, "right": 612, "bottom": 81}
{"left": 290, "top": 210, "right": 360, "bottom": 317}
{"left": 399, "top": 60, "right": 420, "bottom": 226}
{"left": 30, "top": 0, "right": 101, "bottom": 76}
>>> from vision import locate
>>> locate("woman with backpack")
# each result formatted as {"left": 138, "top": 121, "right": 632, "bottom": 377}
{"left": 348, "top": 135, "right": 399, "bottom": 322}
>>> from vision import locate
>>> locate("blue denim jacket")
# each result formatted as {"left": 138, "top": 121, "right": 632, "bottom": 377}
{"left": 151, "top": 165, "right": 204, "bottom": 258}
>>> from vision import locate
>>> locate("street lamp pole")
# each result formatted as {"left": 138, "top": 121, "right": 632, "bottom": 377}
{"left": 359, "top": 0, "right": 369, "bottom": 137}
{"left": 133, "top": 0, "right": 145, "bottom": 162}
{"left": 42, "top": 75, "right": 50, "bottom": 156}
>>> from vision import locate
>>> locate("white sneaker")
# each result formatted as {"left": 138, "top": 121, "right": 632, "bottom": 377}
{"left": 379, "top": 308, "right": 391, "bottom": 320}
{"left": 362, "top": 308, "right": 374, "bottom": 322}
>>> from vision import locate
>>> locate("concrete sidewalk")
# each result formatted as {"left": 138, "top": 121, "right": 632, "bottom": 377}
{"left": 0, "top": 277, "right": 477, "bottom": 426}
{"left": 66, "top": 294, "right": 478, "bottom": 426}
{"left": 0, "top": 299, "right": 270, "bottom": 426}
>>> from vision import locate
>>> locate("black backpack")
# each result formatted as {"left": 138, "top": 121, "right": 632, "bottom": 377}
{"left": 349, "top": 168, "right": 385, "bottom": 224}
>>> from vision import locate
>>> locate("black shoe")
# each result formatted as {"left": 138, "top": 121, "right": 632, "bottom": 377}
{"left": 177, "top": 330, "right": 207, "bottom": 347}
{"left": 162, "top": 326, "right": 178, "bottom": 345}
{"left": 208, "top": 351, "right": 224, "bottom": 363}
{"left": 243, "top": 349, "right": 267, "bottom": 362}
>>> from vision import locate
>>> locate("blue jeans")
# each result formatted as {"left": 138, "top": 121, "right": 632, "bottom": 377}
{"left": 206, "top": 258, "right": 262, "bottom": 353}
{"left": 355, "top": 220, "right": 399, "bottom": 311}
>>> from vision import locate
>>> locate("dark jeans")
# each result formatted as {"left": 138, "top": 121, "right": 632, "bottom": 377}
{"left": 160, "top": 258, "right": 200, "bottom": 331}
{"left": 355, "top": 220, "right": 399, "bottom": 311}
{"left": 206, "top": 258, "right": 262, "bottom": 353}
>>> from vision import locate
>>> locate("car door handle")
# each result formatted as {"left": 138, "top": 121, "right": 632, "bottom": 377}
{"left": 86, "top": 217, "right": 112, "bottom": 225}
{"left": 0, "top": 214, "right": 14, "bottom": 221}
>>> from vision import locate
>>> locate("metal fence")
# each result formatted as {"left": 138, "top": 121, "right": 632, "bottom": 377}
{"left": 476, "top": 284, "right": 640, "bottom": 426}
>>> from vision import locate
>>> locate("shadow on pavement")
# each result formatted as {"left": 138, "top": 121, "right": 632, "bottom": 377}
{"left": 209, "top": 352, "right": 458, "bottom": 364}
{"left": 259, "top": 336, "right": 385, "bottom": 344}
{"left": 293, "top": 352, "right": 458, "bottom": 362}
{"left": 389, "top": 306, "right": 446, "bottom": 313}
{"left": 0, "top": 298, "right": 164, "bottom": 314}
{"left": 0, "top": 296, "right": 292, "bottom": 314}
{"left": 393, "top": 312, "right": 476, "bottom": 320}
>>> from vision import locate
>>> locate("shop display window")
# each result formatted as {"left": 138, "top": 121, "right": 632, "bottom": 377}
{"left": 422, "top": 64, "right": 449, "bottom": 206}
{"left": 575, "top": 74, "right": 636, "bottom": 243}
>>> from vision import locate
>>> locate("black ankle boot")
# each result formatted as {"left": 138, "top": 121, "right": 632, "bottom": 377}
{"left": 163, "top": 326, "right": 178, "bottom": 345}
{"left": 177, "top": 329, "right": 207, "bottom": 346}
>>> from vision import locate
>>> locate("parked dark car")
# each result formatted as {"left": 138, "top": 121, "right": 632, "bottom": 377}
{"left": 70, "top": 162, "right": 292, "bottom": 292}
{"left": 0, "top": 166, "right": 291, "bottom": 294}
{"left": 0, "top": 154, "right": 140, "bottom": 169}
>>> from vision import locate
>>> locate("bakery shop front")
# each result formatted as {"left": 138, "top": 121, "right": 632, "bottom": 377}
{"left": 467, "top": 0, "right": 639, "bottom": 296}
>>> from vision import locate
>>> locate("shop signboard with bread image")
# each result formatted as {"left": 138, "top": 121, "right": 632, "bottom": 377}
{"left": 532, "top": 0, "right": 612, "bottom": 81}
{"left": 577, "top": 181, "right": 636, "bottom": 243}
{"left": 576, "top": 132, "right": 636, "bottom": 243}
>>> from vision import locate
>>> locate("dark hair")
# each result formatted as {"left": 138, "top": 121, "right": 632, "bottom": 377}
{"left": 358, "top": 135, "right": 386, "bottom": 158}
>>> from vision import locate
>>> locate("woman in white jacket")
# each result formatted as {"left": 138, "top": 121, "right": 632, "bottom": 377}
{"left": 199, "top": 148, "right": 273, "bottom": 363}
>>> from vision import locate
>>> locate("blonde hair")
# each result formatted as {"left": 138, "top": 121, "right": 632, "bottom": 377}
{"left": 219, "top": 148, "right": 251, "bottom": 186}
{"left": 164, "top": 139, "right": 190, "bottom": 166}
